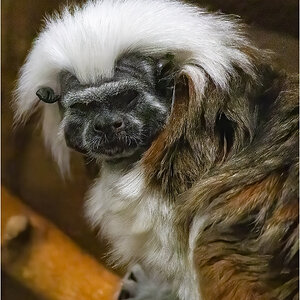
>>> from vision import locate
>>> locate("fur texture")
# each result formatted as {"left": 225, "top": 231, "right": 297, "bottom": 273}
{"left": 14, "top": 1, "right": 298, "bottom": 299}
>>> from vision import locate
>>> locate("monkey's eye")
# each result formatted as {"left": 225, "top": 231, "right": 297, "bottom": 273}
{"left": 112, "top": 90, "right": 139, "bottom": 109}
{"left": 69, "top": 102, "right": 87, "bottom": 111}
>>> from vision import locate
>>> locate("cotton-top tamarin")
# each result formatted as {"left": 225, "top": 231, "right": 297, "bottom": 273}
{"left": 14, "top": 1, "right": 298, "bottom": 299}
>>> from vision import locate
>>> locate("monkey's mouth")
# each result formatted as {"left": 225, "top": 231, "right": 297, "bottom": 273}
{"left": 87, "top": 137, "right": 139, "bottom": 158}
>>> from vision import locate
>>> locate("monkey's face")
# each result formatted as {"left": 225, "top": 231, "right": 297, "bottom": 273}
{"left": 58, "top": 54, "right": 173, "bottom": 162}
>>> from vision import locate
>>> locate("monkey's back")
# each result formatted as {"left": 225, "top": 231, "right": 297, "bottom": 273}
{"left": 186, "top": 75, "right": 299, "bottom": 300}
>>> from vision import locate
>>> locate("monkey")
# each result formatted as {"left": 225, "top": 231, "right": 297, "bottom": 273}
{"left": 14, "top": 0, "right": 298, "bottom": 299}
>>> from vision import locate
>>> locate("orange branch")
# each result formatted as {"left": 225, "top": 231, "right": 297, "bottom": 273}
{"left": 1, "top": 186, "right": 121, "bottom": 300}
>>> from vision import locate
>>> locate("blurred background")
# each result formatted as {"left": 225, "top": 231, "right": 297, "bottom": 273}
{"left": 2, "top": 0, "right": 298, "bottom": 299}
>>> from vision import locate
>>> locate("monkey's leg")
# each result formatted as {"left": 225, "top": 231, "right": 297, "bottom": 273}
{"left": 194, "top": 244, "right": 284, "bottom": 300}
{"left": 118, "top": 264, "right": 178, "bottom": 300}
{"left": 198, "top": 260, "right": 279, "bottom": 300}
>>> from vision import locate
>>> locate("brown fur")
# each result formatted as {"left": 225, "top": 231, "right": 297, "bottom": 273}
{"left": 142, "top": 49, "right": 298, "bottom": 299}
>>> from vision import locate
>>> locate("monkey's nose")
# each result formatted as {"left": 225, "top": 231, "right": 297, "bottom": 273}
{"left": 93, "top": 117, "right": 124, "bottom": 136}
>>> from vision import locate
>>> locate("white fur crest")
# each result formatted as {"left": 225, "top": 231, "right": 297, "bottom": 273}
{"left": 14, "top": 0, "right": 255, "bottom": 173}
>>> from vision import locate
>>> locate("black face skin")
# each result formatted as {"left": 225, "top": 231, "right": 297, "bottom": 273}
{"left": 57, "top": 53, "right": 175, "bottom": 163}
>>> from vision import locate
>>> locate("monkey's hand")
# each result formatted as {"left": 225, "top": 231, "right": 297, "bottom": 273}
{"left": 118, "top": 264, "right": 178, "bottom": 300}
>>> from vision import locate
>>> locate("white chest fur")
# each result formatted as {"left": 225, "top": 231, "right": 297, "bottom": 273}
{"left": 85, "top": 163, "right": 179, "bottom": 271}
{"left": 84, "top": 162, "right": 201, "bottom": 300}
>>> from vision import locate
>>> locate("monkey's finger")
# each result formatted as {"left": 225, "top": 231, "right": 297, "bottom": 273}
{"left": 122, "top": 279, "right": 137, "bottom": 296}
{"left": 130, "top": 264, "right": 149, "bottom": 283}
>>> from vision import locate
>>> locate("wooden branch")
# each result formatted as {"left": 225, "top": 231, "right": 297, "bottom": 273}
{"left": 1, "top": 187, "right": 121, "bottom": 300}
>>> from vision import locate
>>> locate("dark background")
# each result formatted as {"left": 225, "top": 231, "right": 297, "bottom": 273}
{"left": 2, "top": 0, "right": 298, "bottom": 299}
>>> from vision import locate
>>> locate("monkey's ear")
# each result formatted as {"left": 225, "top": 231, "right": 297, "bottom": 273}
{"left": 36, "top": 87, "right": 60, "bottom": 103}
{"left": 156, "top": 53, "right": 176, "bottom": 97}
